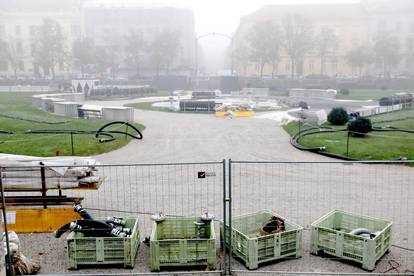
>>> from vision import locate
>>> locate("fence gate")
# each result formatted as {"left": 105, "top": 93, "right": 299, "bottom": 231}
{"left": 229, "top": 160, "right": 414, "bottom": 275}
{"left": 1, "top": 161, "right": 228, "bottom": 275}
{"left": 1, "top": 160, "right": 413, "bottom": 275}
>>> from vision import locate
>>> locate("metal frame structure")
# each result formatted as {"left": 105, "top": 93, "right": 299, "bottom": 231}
{"left": 1, "top": 159, "right": 414, "bottom": 276}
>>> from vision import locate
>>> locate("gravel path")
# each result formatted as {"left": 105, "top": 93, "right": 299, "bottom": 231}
{"left": 17, "top": 100, "right": 414, "bottom": 275}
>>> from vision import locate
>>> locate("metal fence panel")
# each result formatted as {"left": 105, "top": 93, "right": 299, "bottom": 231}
{"left": 1, "top": 161, "right": 226, "bottom": 275}
{"left": 2, "top": 160, "right": 414, "bottom": 276}
{"left": 229, "top": 160, "right": 414, "bottom": 274}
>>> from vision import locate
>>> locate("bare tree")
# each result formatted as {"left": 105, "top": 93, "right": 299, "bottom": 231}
{"left": 373, "top": 30, "right": 401, "bottom": 78}
{"left": 92, "top": 45, "right": 111, "bottom": 76}
{"left": 0, "top": 38, "right": 24, "bottom": 79}
{"left": 315, "top": 27, "right": 338, "bottom": 75}
{"left": 232, "top": 41, "right": 250, "bottom": 76}
{"left": 31, "top": 18, "right": 66, "bottom": 79}
{"left": 346, "top": 45, "right": 373, "bottom": 77}
{"left": 106, "top": 34, "right": 122, "bottom": 79}
{"left": 72, "top": 37, "right": 98, "bottom": 78}
{"left": 406, "top": 36, "right": 414, "bottom": 71}
{"left": 124, "top": 30, "right": 147, "bottom": 77}
{"left": 246, "top": 20, "right": 282, "bottom": 79}
{"left": 282, "top": 14, "right": 314, "bottom": 79}
{"left": 150, "top": 30, "right": 181, "bottom": 76}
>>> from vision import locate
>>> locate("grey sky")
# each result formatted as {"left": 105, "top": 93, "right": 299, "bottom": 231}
{"left": 94, "top": 0, "right": 360, "bottom": 34}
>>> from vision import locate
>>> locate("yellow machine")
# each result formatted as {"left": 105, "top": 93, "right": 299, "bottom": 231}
{"left": 215, "top": 111, "right": 256, "bottom": 117}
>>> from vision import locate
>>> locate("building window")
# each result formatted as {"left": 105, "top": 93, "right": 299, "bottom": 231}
{"left": 395, "top": 22, "right": 401, "bottom": 33}
{"left": 17, "top": 41, "right": 23, "bottom": 53}
{"left": 18, "top": 61, "right": 24, "bottom": 71}
{"left": 309, "top": 63, "right": 314, "bottom": 71}
{"left": 15, "top": 25, "right": 21, "bottom": 36}
{"left": 285, "top": 63, "right": 290, "bottom": 71}
{"left": 0, "top": 61, "right": 8, "bottom": 71}
{"left": 71, "top": 24, "right": 80, "bottom": 36}
{"left": 377, "top": 21, "right": 386, "bottom": 32}
{"left": 29, "top": 25, "right": 36, "bottom": 36}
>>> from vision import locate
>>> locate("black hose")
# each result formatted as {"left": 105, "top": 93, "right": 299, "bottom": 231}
{"left": 95, "top": 121, "right": 143, "bottom": 140}
{"left": 0, "top": 130, "right": 14, "bottom": 134}
{"left": 1, "top": 121, "right": 143, "bottom": 144}
{"left": 290, "top": 124, "right": 412, "bottom": 161}
{"left": 0, "top": 113, "right": 71, "bottom": 125}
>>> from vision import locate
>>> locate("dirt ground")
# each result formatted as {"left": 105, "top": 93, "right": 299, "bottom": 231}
{"left": 16, "top": 99, "right": 414, "bottom": 275}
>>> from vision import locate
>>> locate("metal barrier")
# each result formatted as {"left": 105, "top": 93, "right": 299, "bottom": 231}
{"left": 229, "top": 160, "right": 414, "bottom": 275}
{"left": 1, "top": 160, "right": 414, "bottom": 275}
{"left": 0, "top": 161, "right": 227, "bottom": 275}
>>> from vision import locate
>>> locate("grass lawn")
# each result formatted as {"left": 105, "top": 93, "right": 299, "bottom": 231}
{"left": 0, "top": 92, "right": 144, "bottom": 157}
{"left": 336, "top": 89, "right": 405, "bottom": 101}
{"left": 283, "top": 108, "right": 414, "bottom": 160}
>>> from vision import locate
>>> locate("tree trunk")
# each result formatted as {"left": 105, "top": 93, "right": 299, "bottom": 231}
{"left": 81, "top": 65, "right": 85, "bottom": 78}
{"left": 291, "top": 58, "right": 295, "bottom": 79}
{"left": 260, "top": 62, "right": 265, "bottom": 79}
{"left": 51, "top": 65, "right": 55, "bottom": 80}
{"left": 271, "top": 62, "right": 277, "bottom": 79}
{"left": 14, "top": 68, "right": 17, "bottom": 80}
{"left": 320, "top": 56, "right": 324, "bottom": 75}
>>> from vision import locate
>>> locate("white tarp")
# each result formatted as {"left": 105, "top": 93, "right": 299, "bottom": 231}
{"left": 0, "top": 154, "right": 102, "bottom": 190}
{"left": 256, "top": 109, "right": 300, "bottom": 125}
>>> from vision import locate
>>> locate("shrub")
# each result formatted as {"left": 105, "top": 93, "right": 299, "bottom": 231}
{"left": 348, "top": 117, "right": 372, "bottom": 137}
{"left": 379, "top": 97, "right": 394, "bottom": 106}
{"left": 298, "top": 101, "right": 308, "bottom": 109}
{"left": 339, "top": 88, "right": 350, "bottom": 95}
{"left": 400, "top": 93, "right": 413, "bottom": 104}
{"left": 328, "top": 107, "right": 349, "bottom": 125}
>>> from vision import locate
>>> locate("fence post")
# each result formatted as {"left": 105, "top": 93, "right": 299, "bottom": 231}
{"left": 0, "top": 168, "right": 11, "bottom": 276}
{"left": 70, "top": 132, "right": 75, "bottom": 156}
{"left": 40, "top": 164, "right": 47, "bottom": 209}
{"left": 222, "top": 159, "right": 227, "bottom": 275}
{"left": 228, "top": 159, "right": 232, "bottom": 274}
{"left": 0, "top": 231, "right": 5, "bottom": 276}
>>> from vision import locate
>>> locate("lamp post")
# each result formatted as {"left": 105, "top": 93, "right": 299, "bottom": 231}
{"left": 194, "top": 32, "right": 234, "bottom": 89}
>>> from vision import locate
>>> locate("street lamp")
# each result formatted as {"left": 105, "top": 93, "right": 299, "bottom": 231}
{"left": 194, "top": 32, "right": 234, "bottom": 88}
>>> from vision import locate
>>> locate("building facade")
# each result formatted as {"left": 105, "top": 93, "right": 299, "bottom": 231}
{"left": 83, "top": 2, "right": 195, "bottom": 77}
{"left": 0, "top": 0, "right": 84, "bottom": 76}
{"left": 234, "top": 0, "right": 414, "bottom": 78}
{"left": 0, "top": 0, "right": 195, "bottom": 78}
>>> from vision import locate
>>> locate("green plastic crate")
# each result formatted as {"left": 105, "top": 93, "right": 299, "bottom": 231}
{"left": 150, "top": 217, "right": 216, "bottom": 271}
{"left": 311, "top": 210, "right": 392, "bottom": 271}
{"left": 67, "top": 218, "right": 140, "bottom": 269}
{"left": 220, "top": 211, "right": 303, "bottom": 270}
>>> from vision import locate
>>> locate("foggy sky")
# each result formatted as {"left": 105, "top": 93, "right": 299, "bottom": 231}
{"left": 93, "top": 0, "right": 359, "bottom": 34}
{"left": 92, "top": 0, "right": 359, "bottom": 74}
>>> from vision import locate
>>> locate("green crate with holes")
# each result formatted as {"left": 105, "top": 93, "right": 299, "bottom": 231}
{"left": 220, "top": 211, "right": 303, "bottom": 270}
{"left": 311, "top": 210, "right": 392, "bottom": 271}
{"left": 150, "top": 216, "right": 216, "bottom": 271}
{"left": 67, "top": 218, "right": 140, "bottom": 269}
